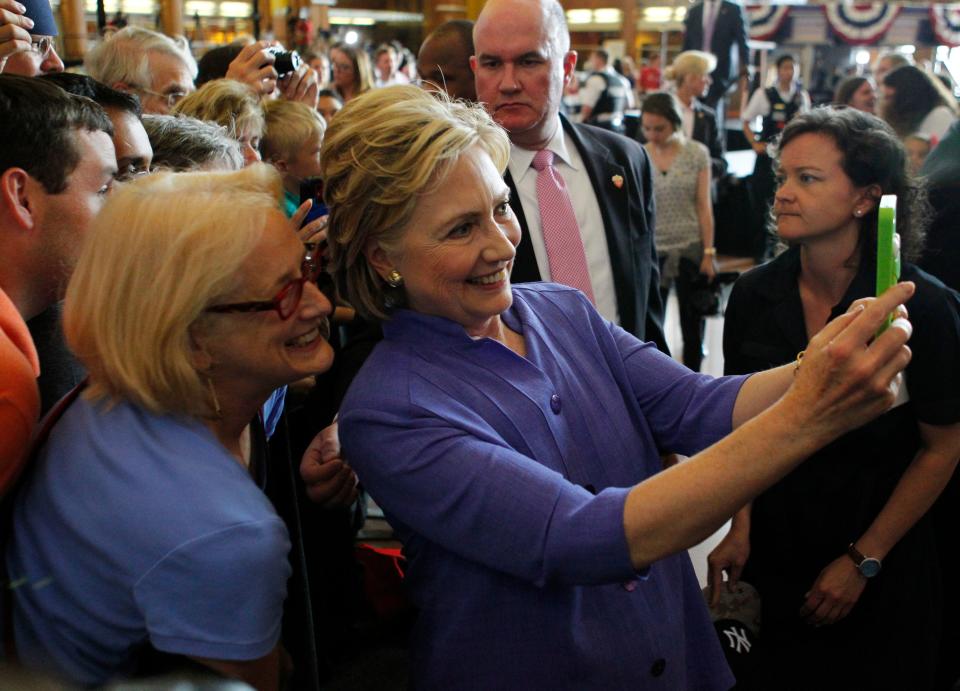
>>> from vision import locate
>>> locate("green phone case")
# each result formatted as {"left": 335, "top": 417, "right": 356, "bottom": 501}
{"left": 876, "top": 194, "right": 900, "bottom": 333}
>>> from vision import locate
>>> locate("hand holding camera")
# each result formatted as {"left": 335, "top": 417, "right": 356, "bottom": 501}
{"left": 226, "top": 40, "right": 293, "bottom": 95}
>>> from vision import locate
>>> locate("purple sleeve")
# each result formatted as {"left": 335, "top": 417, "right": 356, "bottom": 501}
{"left": 609, "top": 322, "right": 750, "bottom": 456}
{"left": 340, "top": 405, "right": 636, "bottom": 587}
{"left": 134, "top": 519, "right": 291, "bottom": 660}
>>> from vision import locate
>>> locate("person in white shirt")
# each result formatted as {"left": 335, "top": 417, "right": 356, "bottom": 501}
{"left": 880, "top": 64, "right": 958, "bottom": 144}
{"left": 742, "top": 54, "right": 810, "bottom": 260}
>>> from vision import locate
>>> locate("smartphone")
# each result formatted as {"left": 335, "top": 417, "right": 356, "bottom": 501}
{"left": 299, "top": 177, "right": 328, "bottom": 227}
{"left": 876, "top": 194, "right": 900, "bottom": 334}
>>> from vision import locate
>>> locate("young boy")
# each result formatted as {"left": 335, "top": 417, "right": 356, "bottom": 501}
{"left": 261, "top": 99, "right": 325, "bottom": 217}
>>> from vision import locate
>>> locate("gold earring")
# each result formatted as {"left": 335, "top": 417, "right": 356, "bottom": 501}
{"left": 206, "top": 376, "right": 222, "bottom": 420}
{"left": 386, "top": 270, "right": 403, "bottom": 287}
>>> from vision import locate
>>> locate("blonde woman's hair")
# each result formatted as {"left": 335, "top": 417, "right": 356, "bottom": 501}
{"left": 321, "top": 84, "right": 510, "bottom": 320}
{"left": 664, "top": 50, "right": 717, "bottom": 86}
{"left": 261, "top": 99, "right": 325, "bottom": 163}
{"left": 172, "top": 78, "right": 265, "bottom": 141}
{"left": 64, "top": 164, "right": 284, "bottom": 417}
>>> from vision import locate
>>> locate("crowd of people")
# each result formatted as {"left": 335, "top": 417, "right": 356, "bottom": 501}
{"left": 1, "top": 0, "right": 959, "bottom": 688}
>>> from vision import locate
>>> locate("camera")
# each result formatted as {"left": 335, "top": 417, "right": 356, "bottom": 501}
{"left": 266, "top": 47, "right": 302, "bottom": 77}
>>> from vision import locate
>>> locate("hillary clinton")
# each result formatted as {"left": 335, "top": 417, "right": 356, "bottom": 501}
{"left": 319, "top": 85, "right": 914, "bottom": 690}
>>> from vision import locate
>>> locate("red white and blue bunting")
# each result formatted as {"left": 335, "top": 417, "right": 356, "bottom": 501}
{"left": 822, "top": 3, "right": 901, "bottom": 45}
{"left": 746, "top": 5, "right": 791, "bottom": 41}
{"left": 930, "top": 5, "right": 960, "bottom": 47}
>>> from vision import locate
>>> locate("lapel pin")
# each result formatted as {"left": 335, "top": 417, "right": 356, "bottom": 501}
{"left": 612, "top": 175, "right": 624, "bottom": 189}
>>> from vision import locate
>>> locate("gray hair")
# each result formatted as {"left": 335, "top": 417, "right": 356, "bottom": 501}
{"left": 85, "top": 27, "right": 197, "bottom": 90}
{"left": 142, "top": 114, "right": 244, "bottom": 172}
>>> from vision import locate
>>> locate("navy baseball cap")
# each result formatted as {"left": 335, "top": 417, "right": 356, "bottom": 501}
{"left": 22, "top": 0, "right": 58, "bottom": 36}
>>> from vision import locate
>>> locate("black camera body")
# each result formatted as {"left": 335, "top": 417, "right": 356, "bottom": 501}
{"left": 267, "top": 47, "right": 302, "bottom": 77}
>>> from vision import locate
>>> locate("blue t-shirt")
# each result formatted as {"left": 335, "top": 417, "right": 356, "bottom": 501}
{"left": 340, "top": 283, "right": 747, "bottom": 690}
{"left": 5, "top": 396, "right": 292, "bottom": 686}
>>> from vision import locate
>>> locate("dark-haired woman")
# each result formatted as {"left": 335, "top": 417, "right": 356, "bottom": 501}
{"left": 881, "top": 65, "right": 957, "bottom": 143}
{"left": 710, "top": 107, "right": 960, "bottom": 690}
{"left": 641, "top": 92, "right": 715, "bottom": 371}
{"left": 833, "top": 75, "right": 876, "bottom": 113}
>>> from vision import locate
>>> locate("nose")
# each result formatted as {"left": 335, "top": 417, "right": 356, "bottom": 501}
{"left": 481, "top": 219, "right": 519, "bottom": 264}
{"left": 42, "top": 46, "right": 65, "bottom": 75}
{"left": 301, "top": 280, "right": 333, "bottom": 319}
{"left": 500, "top": 63, "right": 520, "bottom": 92}
{"left": 242, "top": 142, "right": 261, "bottom": 166}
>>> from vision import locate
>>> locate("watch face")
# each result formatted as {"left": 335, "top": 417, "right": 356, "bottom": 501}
{"left": 860, "top": 558, "right": 882, "bottom": 578}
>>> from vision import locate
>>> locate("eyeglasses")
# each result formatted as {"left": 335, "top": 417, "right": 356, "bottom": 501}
{"left": 206, "top": 252, "right": 324, "bottom": 320}
{"left": 30, "top": 37, "right": 53, "bottom": 59}
{"left": 136, "top": 86, "right": 189, "bottom": 108}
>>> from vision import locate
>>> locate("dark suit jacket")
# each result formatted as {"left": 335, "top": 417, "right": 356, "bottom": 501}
{"left": 505, "top": 115, "right": 668, "bottom": 352}
{"left": 682, "top": 0, "right": 749, "bottom": 101}
{"left": 691, "top": 100, "right": 727, "bottom": 180}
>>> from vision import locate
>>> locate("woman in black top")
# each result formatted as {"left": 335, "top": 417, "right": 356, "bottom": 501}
{"left": 711, "top": 107, "right": 960, "bottom": 690}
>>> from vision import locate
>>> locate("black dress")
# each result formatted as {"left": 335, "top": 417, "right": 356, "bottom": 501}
{"left": 723, "top": 247, "right": 960, "bottom": 690}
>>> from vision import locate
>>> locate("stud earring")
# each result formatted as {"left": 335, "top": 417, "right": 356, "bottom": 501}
{"left": 854, "top": 209, "right": 863, "bottom": 217}
{"left": 386, "top": 270, "right": 404, "bottom": 288}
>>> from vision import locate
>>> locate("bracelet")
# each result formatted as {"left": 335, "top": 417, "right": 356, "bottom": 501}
{"left": 793, "top": 350, "right": 805, "bottom": 376}
{"left": 703, "top": 247, "right": 717, "bottom": 256}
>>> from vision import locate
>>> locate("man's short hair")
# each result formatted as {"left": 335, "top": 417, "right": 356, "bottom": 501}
{"left": 261, "top": 99, "right": 325, "bottom": 163}
{"left": 0, "top": 75, "right": 113, "bottom": 194}
{"left": 593, "top": 48, "right": 609, "bottom": 65}
{"left": 40, "top": 72, "right": 142, "bottom": 118}
{"left": 142, "top": 114, "right": 244, "bottom": 172}
{"left": 84, "top": 27, "right": 197, "bottom": 90}
{"left": 424, "top": 19, "right": 474, "bottom": 54}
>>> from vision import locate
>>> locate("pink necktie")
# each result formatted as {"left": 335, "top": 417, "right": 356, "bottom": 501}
{"left": 532, "top": 149, "right": 596, "bottom": 304}
{"left": 703, "top": 0, "right": 719, "bottom": 52}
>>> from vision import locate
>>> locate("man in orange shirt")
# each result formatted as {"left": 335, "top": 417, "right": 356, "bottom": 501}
{"left": 0, "top": 75, "right": 116, "bottom": 490}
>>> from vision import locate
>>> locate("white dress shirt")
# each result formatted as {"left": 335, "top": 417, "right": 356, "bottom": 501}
{"left": 507, "top": 118, "right": 620, "bottom": 325}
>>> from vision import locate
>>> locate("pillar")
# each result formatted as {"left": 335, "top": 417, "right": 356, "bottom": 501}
{"left": 160, "top": 0, "right": 184, "bottom": 37}
{"left": 58, "top": 0, "right": 86, "bottom": 61}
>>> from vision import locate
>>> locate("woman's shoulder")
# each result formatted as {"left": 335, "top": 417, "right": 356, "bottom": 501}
{"left": 730, "top": 250, "right": 799, "bottom": 297}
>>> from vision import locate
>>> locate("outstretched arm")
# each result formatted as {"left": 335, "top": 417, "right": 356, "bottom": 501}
{"left": 623, "top": 283, "right": 914, "bottom": 568}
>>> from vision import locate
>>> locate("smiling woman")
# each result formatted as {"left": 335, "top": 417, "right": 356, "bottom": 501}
{"left": 316, "top": 85, "right": 918, "bottom": 689}
{"left": 5, "top": 164, "right": 335, "bottom": 689}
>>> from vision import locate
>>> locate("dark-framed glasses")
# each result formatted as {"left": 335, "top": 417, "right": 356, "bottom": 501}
{"left": 206, "top": 252, "right": 322, "bottom": 320}
{"left": 30, "top": 37, "right": 53, "bottom": 59}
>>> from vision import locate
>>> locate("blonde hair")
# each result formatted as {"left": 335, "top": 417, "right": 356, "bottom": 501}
{"left": 172, "top": 78, "right": 265, "bottom": 141}
{"left": 261, "top": 99, "right": 325, "bottom": 163}
{"left": 664, "top": 50, "right": 717, "bottom": 86}
{"left": 64, "top": 164, "right": 284, "bottom": 417}
{"left": 321, "top": 84, "right": 510, "bottom": 320}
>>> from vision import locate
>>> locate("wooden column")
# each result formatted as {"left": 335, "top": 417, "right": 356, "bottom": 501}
{"left": 621, "top": 0, "right": 636, "bottom": 59}
{"left": 160, "top": 0, "right": 184, "bottom": 37}
{"left": 58, "top": 0, "right": 86, "bottom": 61}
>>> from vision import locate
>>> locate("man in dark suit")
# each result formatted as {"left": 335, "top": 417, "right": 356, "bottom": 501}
{"left": 472, "top": 0, "right": 667, "bottom": 350}
{"left": 682, "top": 0, "right": 749, "bottom": 111}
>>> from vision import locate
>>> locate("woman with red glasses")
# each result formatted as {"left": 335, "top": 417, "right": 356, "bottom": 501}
{"left": 4, "top": 164, "right": 349, "bottom": 689}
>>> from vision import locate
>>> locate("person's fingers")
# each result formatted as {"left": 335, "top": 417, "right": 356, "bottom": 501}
{"left": 707, "top": 555, "right": 725, "bottom": 607}
{"left": 291, "top": 199, "right": 312, "bottom": 230}
{"left": 327, "top": 470, "right": 359, "bottom": 507}
{"left": 301, "top": 457, "right": 343, "bottom": 485}
{"left": 298, "top": 218, "right": 327, "bottom": 245}
{"left": 727, "top": 562, "right": 743, "bottom": 589}
{"left": 832, "top": 281, "right": 915, "bottom": 349}
{"left": 0, "top": 7, "right": 32, "bottom": 29}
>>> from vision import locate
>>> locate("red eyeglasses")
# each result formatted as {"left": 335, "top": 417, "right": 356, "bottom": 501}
{"left": 206, "top": 251, "right": 325, "bottom": 320}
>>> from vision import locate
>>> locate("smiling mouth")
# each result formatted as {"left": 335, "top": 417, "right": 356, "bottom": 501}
{"left": 467, "top": 267, "right": 508, "bottom": 285}
{"left": 286, "top": 319, "right": 330, "bottom": 348}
